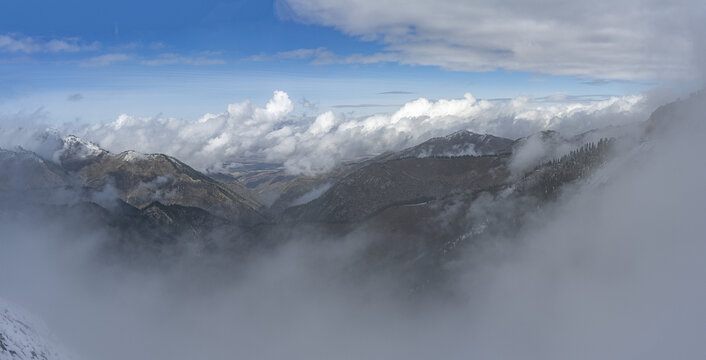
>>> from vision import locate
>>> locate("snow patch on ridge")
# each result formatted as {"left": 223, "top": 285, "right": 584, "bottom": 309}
{"left": 120, "top": 150, "right": 146, "bottom": 162}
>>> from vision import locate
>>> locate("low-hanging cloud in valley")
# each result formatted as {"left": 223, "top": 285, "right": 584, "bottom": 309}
{"left": 68, "top": 90, "right": 647, "bottom": 175}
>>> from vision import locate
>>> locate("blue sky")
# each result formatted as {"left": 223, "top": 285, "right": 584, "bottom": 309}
{"left": 0, "top": 0, "right": 679, "bottom": 124}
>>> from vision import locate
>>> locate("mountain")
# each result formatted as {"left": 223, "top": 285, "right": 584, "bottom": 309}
{"left": 0, "top": 298, "right": 73, "bottom": 360}
{"left": 381, "top": 130, "right": 514, "bottom": 160}
{"left": 271, "top": 124, "right": 628, "bottom": 288}
{"left": 0, "top": 134, "right": 267, "bottom": 225}
{"left": 0, "top": 148, "right": 73, "bottom": 192}
{"left": 206, "top": 160, "right": 295, "bottom": 208}
{"left": 73, "top": 149, "right": 266, "bottom": 224}
{"left": 266, "top": 131, "right": 514, "bottom": 212}
{"left": 285, "top": 155, "right": 511, "bottom": 223}
{"left": 280, "top": 128, "right": 618, "bottom": 224}
{"left": 646, "top": 89, "right": 706, "bottom": 135}
{"left": 56, "top": 199, "right": 252, "bottom": 258}
{"left": 0, "top": 97, "right": 677, "bottom": 283}
{"left": 55, "top": 135, "right": 108, "bottom": 171}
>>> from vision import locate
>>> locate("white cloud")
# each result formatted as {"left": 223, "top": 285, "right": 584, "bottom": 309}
{"left": 0, "top": 34, "right": 99, "bottom": 53}
{"left": 278, "top": 0, "right": 705, "bottom": 80}
{"left": 65, "top": 90, "right": 648, "bottom": 176}
{"left": 0, "top": 33, "right": 224, "bottom": 68}
{"left": 79, "top": 53, "right": 133, "bottom": 67}
{"left": 141, "top": 53, "right": 226, "bottom": 66}
{"left": 248, "top": 47, "right": 337, "bottom": 63}
{"left": 308, "top": 112, "right": 337, "bottom": 135}
{"left": 246, "top": 46, "right": 400, "bottom": 66}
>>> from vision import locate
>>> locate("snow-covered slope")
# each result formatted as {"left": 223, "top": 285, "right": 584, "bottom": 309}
{"left": 55, "top": 135, "right": 107, "bottom": 170}
{"left": 0, "top": 299, "right": 73, "bottom": 360}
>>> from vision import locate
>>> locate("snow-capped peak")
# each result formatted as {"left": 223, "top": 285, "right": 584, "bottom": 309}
{"left": 53, "top": 135, "right": 106, "bottom": 167}
{"left": 120, "top": 150, "right": 145, "bottom": 162}
{"left": 61, "top": 135, "right": 105, "bottom": 158}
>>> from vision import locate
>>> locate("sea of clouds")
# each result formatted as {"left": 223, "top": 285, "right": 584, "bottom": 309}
{"left": 50, "top": 91, "right": 647, "bottom": 175}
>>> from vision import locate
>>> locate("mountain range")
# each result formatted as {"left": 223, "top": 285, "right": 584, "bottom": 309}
{"left": 0, "top": 92, "right": 693, "bottom": 282}
{"left": 1, "top": 91, "right": 701, "bottom": 360}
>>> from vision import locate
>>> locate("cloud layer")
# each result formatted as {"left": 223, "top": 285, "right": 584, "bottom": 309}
{"left": 67, "top": 90, "right": 647, "bottom": 175}
{"left": 279, "top": 0, "right": 705, "bottom": 80}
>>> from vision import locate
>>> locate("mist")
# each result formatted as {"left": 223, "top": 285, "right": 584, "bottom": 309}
{"left": 1, "top": 91, "right": 705, "bottom": 360}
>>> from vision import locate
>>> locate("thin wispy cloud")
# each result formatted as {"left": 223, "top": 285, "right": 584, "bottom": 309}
{"left": 299, "top": 97, "right": 318, "bottom": 111}
{"left": 75, "top": 52, "right": 226, "bottom": 67}
{"left": 0, "top": 33, "right": 225, "bottom": 69}
{"left": 247, "top": 47, "right": 336, "bottom": 62}
{"left": 0, "top": 33, "right": 99, "bottom": 53}
{"left": 141, "top": 53, "right": 226, "bottom": 66}
{"left": 533, "top": 94, "right": 621, "bottom": 103}
{"left": 246, "top": 46, "right": 400, "bottom": 66}
{"left": 79, "top": 53, "right": 133, "bottom": 67}
{"left": 66, "top": 93, "right": 84, "bottom": 102}
{"left": 331, "top": 103, "right": 396, "bottom": 108}
{"left": 378, "top": 91, "right": 414, "bottom": 95}
{"left": 581, "top": 79, "right": 657, "bottom": 87}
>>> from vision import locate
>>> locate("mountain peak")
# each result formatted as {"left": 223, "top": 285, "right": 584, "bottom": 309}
{"left": 57, "top": 135, "right": 107, "bottom": 170}
{"left": 394, "top": 130, "right": 514, "bottom": 159}
{"left": 61, "top": 135, "right": 105, "bottom": 157}
{"left": 117, "top": 150, "right": 158, "bottom": 162}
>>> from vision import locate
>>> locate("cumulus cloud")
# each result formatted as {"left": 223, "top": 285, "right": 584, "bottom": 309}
{"left": 68, "top": 90, "right": 648, "bottom": 175}
{"left": 278, "top": 0, "right": 705, "bottom": 80}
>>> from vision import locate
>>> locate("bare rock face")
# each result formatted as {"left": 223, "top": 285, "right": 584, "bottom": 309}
{"left": 0, "top": 299, "right": 73, "bottom": 360}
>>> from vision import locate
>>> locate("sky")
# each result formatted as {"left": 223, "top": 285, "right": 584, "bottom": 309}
{"left": 2, "top": 0, "right": 697, "bottom": 125}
